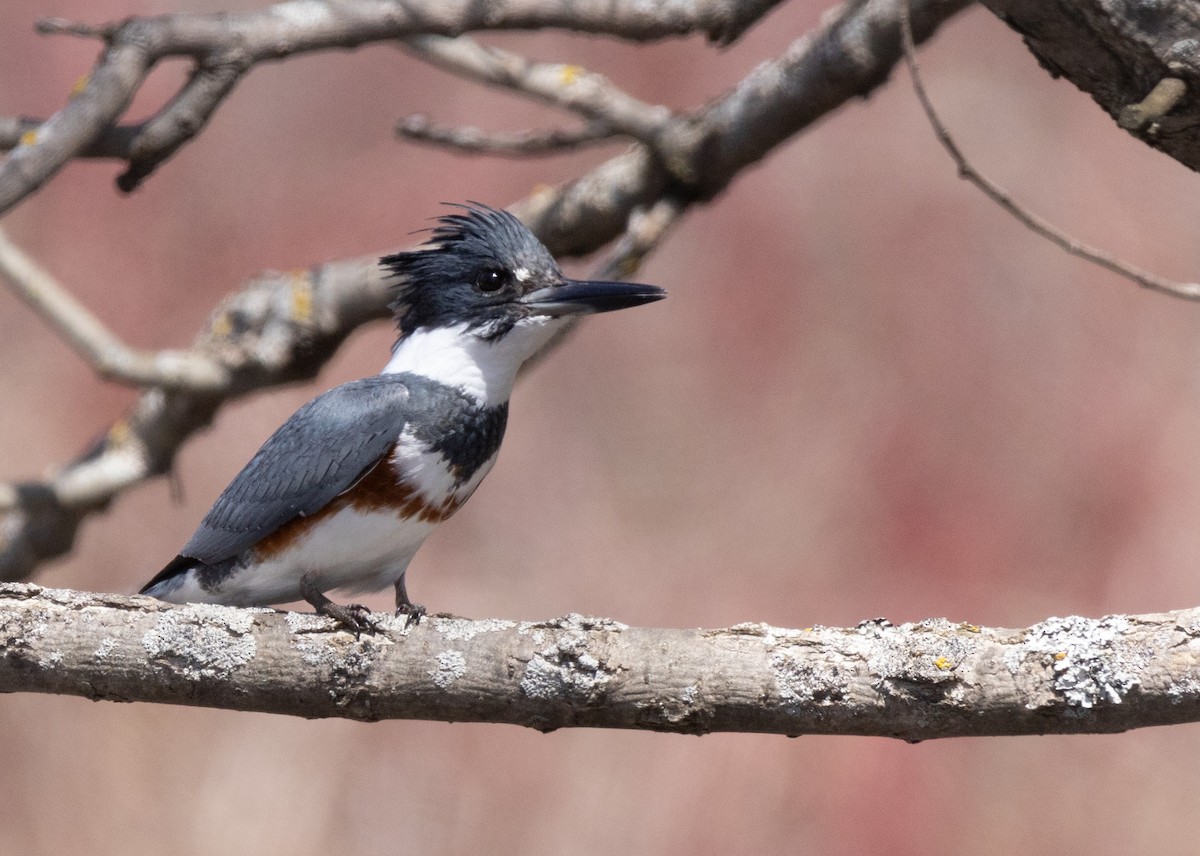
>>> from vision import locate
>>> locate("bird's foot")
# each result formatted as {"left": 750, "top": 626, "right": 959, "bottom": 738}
{"left": 301, "top": 572, "right": 378, "bottom": 636}
{"left": 318, "top": 600, "right": 379, "bottom": 637}
{"left": 396, "top": 600, "right": 426, "bottom": 629}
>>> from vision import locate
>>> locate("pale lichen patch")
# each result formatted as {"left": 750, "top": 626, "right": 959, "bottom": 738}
{"left": 291, "top": 637, "right": 330, "bottom": 667}
{"left": 771, "top": 650, "right": 846, "bottom": 712}
{"left": 430, "top": 650, "right": 467, "bottom": 688}
{"left": 272, "top": 0, "right": 332, "bottom": 27}
{"left": 1167, "top": 675, "right": 1200, "bottom": 702}
{"left": 433, "top": 616, "right": 516, "bottom": 641}
{"left": 285, "top": 611, "right": 331, "bottom": 634}
{"left": 857, "top": 618, "right": 978, "bottom": 704}
{"left": 142, "top": 609, "right": 257, "bottom": 681}
{"left": 1006, "top": 615, "right": 1142, "bottom": 708}
{"left": 549, "top": 614, "right": 628, "bottom": 632}
{"left": 520, "top": 630, "right": 614, "bottom": 701}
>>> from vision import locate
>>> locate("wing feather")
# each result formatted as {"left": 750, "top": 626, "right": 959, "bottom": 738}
{"left": 179, "top": 375, "right": 414, "bottom": 564}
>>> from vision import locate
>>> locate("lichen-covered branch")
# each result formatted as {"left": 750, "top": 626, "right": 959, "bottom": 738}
{"left": 4, "top": 583, "right": 1200, "bottom": 736}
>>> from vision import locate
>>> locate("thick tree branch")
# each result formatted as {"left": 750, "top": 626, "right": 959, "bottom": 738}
{"left": 3, "top": 583, "right": 1199, "bottom": 736}
{"left": 978, "top": 0, "right": 1200, "bottom": 172}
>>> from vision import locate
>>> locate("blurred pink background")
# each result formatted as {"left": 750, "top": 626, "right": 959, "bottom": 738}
{"left": 5, "top": 1, "right": 1200, "bottom": 853}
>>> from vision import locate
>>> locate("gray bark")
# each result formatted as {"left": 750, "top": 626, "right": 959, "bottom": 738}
{"left": 980, "top": 0, "right": 1200, "bottom": 171}
{"left": 4, "top": 584, "right": 1200, "bottom": 737}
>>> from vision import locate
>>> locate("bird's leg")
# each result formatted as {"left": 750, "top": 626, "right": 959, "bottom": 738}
{"left": 394, "top": 574, "right": 426, "bottom": 628}
{"left": 300, "top": 572, "right": 377, "bottom": 636}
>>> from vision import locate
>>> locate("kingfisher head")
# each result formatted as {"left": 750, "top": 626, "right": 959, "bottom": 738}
{"left": 381, "top": 204, "right": 665, "bottom": 342}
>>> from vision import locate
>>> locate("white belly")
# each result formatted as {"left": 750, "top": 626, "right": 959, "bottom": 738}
{"left": 167, "top": 507, "right": 439, "bottom": 607}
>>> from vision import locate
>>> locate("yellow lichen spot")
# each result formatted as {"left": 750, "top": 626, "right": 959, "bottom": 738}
{"left": 209, "top": 312, "right": 233, "bottom": 340}
{"left": 70, "top": 74, "right": 90, "bottom": 97}
{"left": 961, "top": 623, "right": 981, "bottom": 633}
{"left": 933, "top": 656, "right": 953, "bottom": 671}
{"left": 290, "top": 272, "right": 313, "bottom": 323}
{"left": 19, "top": 129, "right": 38, "bottom": 146}
{"left": 107, "top": 419, "right": 131, "bottom": 446}
{"left": 559, "top": 64, "right": 584, "bottom": 86}
{"left": 1054, "top": 651, "right": 1067, "bottom": 661}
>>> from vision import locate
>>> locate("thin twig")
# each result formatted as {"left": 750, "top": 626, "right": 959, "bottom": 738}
{"left": 397, "top": 114, "right": 618, "bottom": 156}
{"left": 528, "top": 194, "right": 686, "bottom": 371}
{"left": 593, "top": 195, "right": 684, "bottom": 281}
{"left": 898, "top": 1, "right": 1200, "bottom": 301}
{"left": 34, "top": 17, "right": 115, "bottom": 39}
{"left": 399, "top": 35, "right": 673, "bottom": 145}
{"left": 0, "top": 229, "right": 230, "bottom": 390}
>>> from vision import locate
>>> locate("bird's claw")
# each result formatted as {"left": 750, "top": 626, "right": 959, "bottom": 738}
{"left": 396, "top": 601, "right": 426, "bottom": 629}
{"left": 318, "top": 601, "right": 379, "bottom": 637}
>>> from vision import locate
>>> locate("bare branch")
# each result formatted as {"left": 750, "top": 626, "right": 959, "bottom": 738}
{"left": 0, "top": 0, "right": 785, "bottom": 213}
{"left": 0, "top": 229, "right": 231, "bottom": 390}
{"left": 593, "top": 195, "right": 685, "bottom": 281}
{"left": 527, "top": 195, "right": 685, "bottom": 370}
{"left": 657, "top": 0, "right": 973, "bottom": 197}
{"left": 977, "top": 0, "right": 1200, "bottom": 172}
{"left": 898, "top": 3, "right": 1200, "bottom": 302}
{"left": 34, "top": 17, "right": 116, "bottom": 39}
{"left": 115, "top": 55, "right": 248, "bottom": 192}
{"left": 397, "top": 114, "right": 617, "bottom": 156}
{"left": 0, "top": 116, "right": 141, "bottom": 159}
{"left": 0, "top": 38, "right": 150, "bottom": 211}
{"left": 4, "top": 583, "right": 1200, "bottom": 737}
{"left": 399, "top": 35, "right": 672, "bottom": 145}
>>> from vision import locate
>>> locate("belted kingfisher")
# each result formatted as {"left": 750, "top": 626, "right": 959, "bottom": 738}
{"left": 140, "top": 203, "right": 665, "bottom": 631}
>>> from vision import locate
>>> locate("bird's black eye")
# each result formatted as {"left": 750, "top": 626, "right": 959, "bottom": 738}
{"left": 475, "top": 269, "right": 508, "bottom": 293}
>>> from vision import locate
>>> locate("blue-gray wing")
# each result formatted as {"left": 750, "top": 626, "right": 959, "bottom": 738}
{"left": 179, "top": 374, "right": 415, "bottom": 564}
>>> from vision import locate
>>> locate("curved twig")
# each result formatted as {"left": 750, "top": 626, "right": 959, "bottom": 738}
{"left": 397, "top": 114, "right": 618, "bottom": 156}
{"left": 0, "top": 229, "right": 230, "bottom": 391}
{"left": 898, "top": 1, "right": 1200, "bottom": 301}
{"left": 399, "top": 35, "right": 673, "bottom": 146}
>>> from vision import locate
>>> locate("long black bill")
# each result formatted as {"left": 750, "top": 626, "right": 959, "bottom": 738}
{"left": 521, "top": 279, "right": 666, "bottom": 316}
